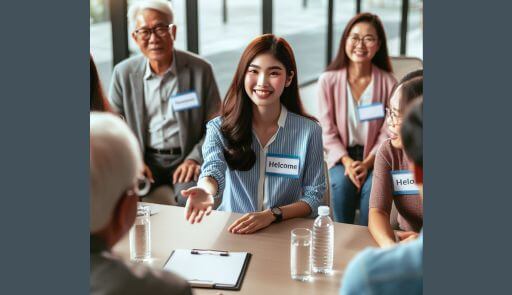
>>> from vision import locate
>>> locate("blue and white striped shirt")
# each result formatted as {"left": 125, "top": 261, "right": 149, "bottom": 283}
{"left": 199, "top": 106, "right": 326, "bottom": 215}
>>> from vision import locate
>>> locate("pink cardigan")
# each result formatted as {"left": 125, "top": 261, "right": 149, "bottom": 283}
{"left": 317, "top": 66, "right": 397, "bottom": 169}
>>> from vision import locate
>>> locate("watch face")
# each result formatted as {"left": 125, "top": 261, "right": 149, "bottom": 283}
{"left": 271, "top": 207, "right": 281, "bottom": 215}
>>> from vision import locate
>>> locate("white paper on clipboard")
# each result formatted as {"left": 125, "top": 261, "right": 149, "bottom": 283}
{"left": 163, "top": 249, "right": 249, "bottom": 287}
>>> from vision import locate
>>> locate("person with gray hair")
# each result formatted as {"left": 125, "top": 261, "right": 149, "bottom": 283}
{"left": 90, "top": 112, "right": 191, "bottom": 295}
{"left": 109, "top": 0, "right": 221, "bottom": 206}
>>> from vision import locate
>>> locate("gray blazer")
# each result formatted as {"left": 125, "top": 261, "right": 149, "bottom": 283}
{"left": 109, "top": 50, "right": 221, "bottom": 164}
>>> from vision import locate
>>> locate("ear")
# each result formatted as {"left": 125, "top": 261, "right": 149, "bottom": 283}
{"left": 131, "top": 31, "right": 138, "bottom": 43}
{"left": 285, "top": 70, "right": 295, "bottom": 87}
{"left": 111, "top": 193, "right": 138, "bottom": 239}
{"left": 170, "top": 24, "right": 177, "bottom": 42}
{"left": 412, "top": 163, "right": 423, "bottom": 185}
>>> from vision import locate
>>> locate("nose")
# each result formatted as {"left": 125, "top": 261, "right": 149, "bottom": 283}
{"left": 257, "top": 72, "right": 268, "bottom": 86}
{"left": 148, "top": 30, "right": 159, "bottom": 43}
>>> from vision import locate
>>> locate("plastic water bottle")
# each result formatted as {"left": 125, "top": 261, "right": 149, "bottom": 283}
{"left": 312, "top": 206, "right": 334, "bottom": 273}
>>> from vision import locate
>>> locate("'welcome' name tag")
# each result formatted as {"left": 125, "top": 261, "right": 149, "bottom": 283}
{"left": 265, "top": 153, "right": 300, "bottom": 179}
{"left": 170, "top": 91, "right": 200, "bottom": 112}
{"left": 357, "top": 102, "right": 385, "bottom": 122}
{"left": 390, "top": 170, "right": 420, "bottom": 195}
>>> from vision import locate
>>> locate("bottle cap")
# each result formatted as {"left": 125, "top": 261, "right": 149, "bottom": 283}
{"left": 318, "top": 206, "right": 330, "bottom": 216}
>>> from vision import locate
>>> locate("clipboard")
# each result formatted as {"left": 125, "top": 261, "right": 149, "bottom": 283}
{"left": 163, "top": 249, "right": 252, "bottom": 291}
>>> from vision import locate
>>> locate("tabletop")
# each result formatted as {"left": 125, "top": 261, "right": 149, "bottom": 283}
{"left": 113, "top": 203, "right": 377, "bottom": 295}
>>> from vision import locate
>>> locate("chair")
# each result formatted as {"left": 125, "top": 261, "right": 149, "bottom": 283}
{"left": 390, "top": 56, "right": 423, "bottom": 82}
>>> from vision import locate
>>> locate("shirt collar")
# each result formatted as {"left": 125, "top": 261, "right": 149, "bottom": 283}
{"left": 144, "top": 51, "right": 177, "bottom": 80}
{"left": 277, "top": 104, "right": 288, "bottom": 128}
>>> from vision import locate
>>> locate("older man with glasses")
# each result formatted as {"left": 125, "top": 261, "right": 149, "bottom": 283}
{"left": 109, "top": 0, "right": 221, "bottom": 206}
{"left": 90, "top": 112, "right": 191, "bottom": 295}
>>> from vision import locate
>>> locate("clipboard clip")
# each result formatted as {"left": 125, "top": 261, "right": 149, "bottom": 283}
{"left": 191, "top": 249, "right": 229, "bottom": 256}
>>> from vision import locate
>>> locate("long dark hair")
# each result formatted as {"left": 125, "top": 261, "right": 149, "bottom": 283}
{"left": 221, "top": 34, "right": 314, "bottom": 171}
{"left": 326, "top": 13, "right": 392, "bottom": 72}
{"left": 90, "top": 55, "right": 111, "bottom": 112}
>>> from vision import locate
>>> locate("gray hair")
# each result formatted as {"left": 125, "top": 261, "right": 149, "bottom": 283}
{"left": 128, "top": 0, "right": 174, "bottom": 29}
{"left": 90, "top": 112, "right": 143, "bottom": 233}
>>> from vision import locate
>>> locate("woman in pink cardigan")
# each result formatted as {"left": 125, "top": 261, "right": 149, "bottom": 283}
{"left": 317, "top": 13, "right": 396, "bottom": 225}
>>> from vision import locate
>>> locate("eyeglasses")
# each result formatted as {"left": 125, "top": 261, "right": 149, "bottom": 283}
{"left": 348, "top": 35, "right": 378, "bottom": 47}
{"left": 126, "top": 176, "right": 151, "bottom": 197}
{"left": 385, "top": 108, "right": 403, "bottom": 126}
{"left": 133, "top": 24, "right": 172, "bottom": 41}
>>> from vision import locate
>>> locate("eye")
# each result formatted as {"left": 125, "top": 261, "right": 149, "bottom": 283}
{"left": 270, "top": 71, "right": 280, "bottom": 76}
{"left": 247, "top": 69, "right": 258, "bottom": 74}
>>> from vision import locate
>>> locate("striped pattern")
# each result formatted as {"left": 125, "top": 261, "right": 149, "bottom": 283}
{"left": 199, "top": 107, "right": 326, "bottom": 215}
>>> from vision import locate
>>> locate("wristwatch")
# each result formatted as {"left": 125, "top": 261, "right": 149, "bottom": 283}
{"left": 270, "top": 207, "right": 283, "bottom": 223}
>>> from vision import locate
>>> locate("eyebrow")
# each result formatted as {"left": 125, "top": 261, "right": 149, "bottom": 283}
{"left": 349, "top": 33, "right": 376, "bottom": 37}
{"left": 248, "top": 64, "right": 284, "bottom": 70}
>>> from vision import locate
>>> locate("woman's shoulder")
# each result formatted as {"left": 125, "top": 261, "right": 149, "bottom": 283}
{"left": 374, "top": 66, "right": 397, "bottom": 85}
{"left": 318, "top": 68, "right": 346, "bottom": 84}
{"left": 286, "top": 112, "right": 322, "bottom": 133}
{"left": 206, "top": 116, "right": 223, "bottom": 129}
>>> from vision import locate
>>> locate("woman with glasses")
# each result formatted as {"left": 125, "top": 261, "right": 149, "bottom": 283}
{"left": 368, "top": 70, "right": 423, "bottom": 247}
{"left": 318, "top": 13, "right": 396, "bottom": 225}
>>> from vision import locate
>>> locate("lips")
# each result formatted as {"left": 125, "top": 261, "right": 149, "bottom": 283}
{"left": 253, "top": 88, "right": 273, "bottom": 99}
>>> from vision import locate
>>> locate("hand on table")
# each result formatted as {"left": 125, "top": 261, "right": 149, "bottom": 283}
{"left": 228, "top": 210, "right": 275, "bottom": 234}
{"left": 181, "top": 187, "right": 214, "bottom": 224}
{"left": 173, "top": 159, "right": 200, "bottom": 184}
{"left": 397, "top": 231, "right": 419, "bottom": 244}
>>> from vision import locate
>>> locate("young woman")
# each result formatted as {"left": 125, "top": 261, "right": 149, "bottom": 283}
{"left": 318, "top": 13, "right": 396, "bottom": 225}
{"left": 181, "top": 34, "right": 325, "bottom": 234}
{"left": 369, "top": 70, "right": 423, "bottom": 247}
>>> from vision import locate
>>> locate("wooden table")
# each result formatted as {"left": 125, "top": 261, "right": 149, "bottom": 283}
{"left": 113, "top": 204, "right": 377, "bottom": 295}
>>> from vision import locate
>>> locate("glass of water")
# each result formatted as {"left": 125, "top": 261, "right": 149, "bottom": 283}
{"left": 290, "top": 228, "right": 312, "bottom": 281}
{"left": 129, "top": 204, "right": 151, "bottom": 262}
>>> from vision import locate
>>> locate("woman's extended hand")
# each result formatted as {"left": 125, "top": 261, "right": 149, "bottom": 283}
{"left": 181, "top": 187, "right": 214, "bottom": 224}
{"left": 228, "top": 210, "right": 275, "bottom": 234}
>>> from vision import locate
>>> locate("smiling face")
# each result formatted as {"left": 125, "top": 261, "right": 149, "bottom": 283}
{"left": 243, "top": 53, "right": 294, "bottom": 108}
{"left": 345, "top": 22, "right": 380, "bottom": 65}
{"left": 132, "top": 9, "right": 176, "bottom": 66}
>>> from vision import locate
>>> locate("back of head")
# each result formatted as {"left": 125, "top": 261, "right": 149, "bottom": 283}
{"left": 90, "top": 112, "right": 143, "bottom": 233}
{"left": 400, "top": 98, "right": 423, "bottom": 167}
{"left": 128, "top": 0, "right": 174, "bottom": 28}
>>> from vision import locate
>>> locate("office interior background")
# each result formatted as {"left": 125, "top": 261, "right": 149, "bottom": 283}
{"left": 90, "top": 0, "right": 423, "bottom": 116}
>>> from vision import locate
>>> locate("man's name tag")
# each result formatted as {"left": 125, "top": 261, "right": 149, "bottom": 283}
{"left": 357, "top": 102, "right": 384, "bottom": 121}
{"left": 390, "top": 170, "right": 420, "bottom": 195}
{"left": 170, "top": 91, "right": 200, "bottom": 112}
{"left": 265, "top": 153, "right": 300, "bottom": 179}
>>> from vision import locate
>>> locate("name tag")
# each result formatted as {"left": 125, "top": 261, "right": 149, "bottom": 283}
{"left": 170, "top": 91, "right": 200, "bottom": 112}
{"left": 265, "top": 153, "right": 300, "bottom": 179}
{"left": 357, "top": 102, "right": 385, "bottom": 121}
{"left": 390, "top": 170, "right": 420, "bottom": 195}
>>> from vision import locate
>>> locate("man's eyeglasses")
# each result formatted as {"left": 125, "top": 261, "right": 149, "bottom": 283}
{"left": 385, "top": 108, "right": 403, "bottom": 126}
{"left": 133, "top": 24, "right": 172, "bottom": 41}
{"left": 348, "top": 35, "right": 378, "bottom": 47}
{"left": 126, "top": 176, "right": 151, "bottom": 197}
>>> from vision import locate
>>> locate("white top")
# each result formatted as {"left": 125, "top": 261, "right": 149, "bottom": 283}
{"left": 144, "top": 57, "right": 181, "bottom": 149}
{"left": 346, "top": 78, "right": 374, "bottom": 147}
{"left": 253, "top": 106, "right": 288, "bottom": 211}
